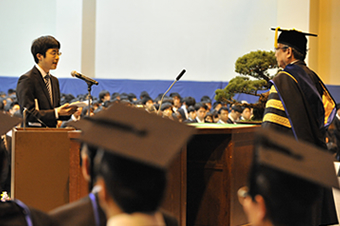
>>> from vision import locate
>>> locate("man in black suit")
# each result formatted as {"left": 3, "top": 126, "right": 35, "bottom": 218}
{"left": 17, "top": 35, "right": 77, "bottom": 128}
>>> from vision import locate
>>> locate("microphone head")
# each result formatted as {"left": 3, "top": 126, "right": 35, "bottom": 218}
{"left": 176, "top": 69, "right": 186, "bottom": 81}
{"left": 71, "top": 71, "right": 77, "bottom": 77}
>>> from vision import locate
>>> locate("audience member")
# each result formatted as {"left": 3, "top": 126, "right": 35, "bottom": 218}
{"left": 239, "top": 128, "right": 339, "bottom": 226}
{"left": 240, "top": 106, "right": 252, "bottom": 121}
{"left": 227, "top": 105, "right": 242, "bottom": 124}
{"left": 170, "top": 92, "right": 182, "bottom": 113}
{"left": 142, "top": 96, "right": 156, "bottom": 113}
{"left": 217, "top": 106, "right": 229, "bottom": 124}
{"left": 183, "top": 106, "right": 196, "bottom": 123}
{"left": 193, "top": 103, "right": 207, "bottom": 123}
{"left": 98, "top": 90, "right": 110, "bottom": 103}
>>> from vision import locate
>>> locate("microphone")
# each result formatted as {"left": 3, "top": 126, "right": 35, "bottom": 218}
{"left": 71, "top": 71, "right": 99, "bottom": 85}
{"left": 157, "top": 69, "right": 186, "bottom": 115}
{"left": 24, "top": 107, "right": 49, "bottom": 128}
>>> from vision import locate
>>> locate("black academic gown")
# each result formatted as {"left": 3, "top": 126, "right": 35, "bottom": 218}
{"left": 0, "top": 201, "right": 57, "bottom": 226}
{"left": 49, "top": 193, "right": 179, "bottom": 226}
{"left": 262, "top": 60, "right": 338, "bottom": 226}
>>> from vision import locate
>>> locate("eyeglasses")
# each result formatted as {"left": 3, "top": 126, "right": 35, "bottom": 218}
{"left": 49, "top": 51, "right": 62, "bottom": 57}
{"left": 237, "top": 186, "right": 250, "bottom": 205}
{"left": 274, "top": 46, "right": 289, "bottom": 51}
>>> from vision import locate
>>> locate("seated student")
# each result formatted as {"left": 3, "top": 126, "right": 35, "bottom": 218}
{"left": 169, "top": 92, "right": 182, "bottom": 113}
{"left": 98, "top": 90, "right": 110, "bottom": 104}
{"left": 142, "top": 96, "right": 155, "bottom": 113}
{"left": 204, "top": 112, "right": 213, "bottom": 123}
{"left": 217, "top": 106, "right": 229, "bottom": 124}
{"left": 239, "top": 128, "right": 339, "bottom": 226}
{"left": 160, "top": 102, "right": 174, "bottom": 119}
{"left": 192, "top": 103, "right": 207, "bottom": 123}
{"left": 240, "top": 106, "right": 252, "bottom": 121}
{"left": 183, "top": 106, "right": 196, "bottom": 123}
{"left": 0, "top": 113, "right": 56, "bottom": 226}
{"left": 50, "top": 104, "right": 193, "bottom": 226}
{"left": 227, "top": 105, "right": 242, "bottom": 124}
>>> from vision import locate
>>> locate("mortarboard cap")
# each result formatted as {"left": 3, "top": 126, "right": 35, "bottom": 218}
{"left": 254, "top": 128, "right": 339, "bottom": 189}
{"left": 271, "top": 27, "right": 317, "bottom": 55}
{"left": 69, "top": 103, "right": 195, "bottom": 169}
{"left": 0, "top": 112, "right": 22, "bottom": 136}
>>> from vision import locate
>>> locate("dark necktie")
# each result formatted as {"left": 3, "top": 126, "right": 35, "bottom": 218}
{"left": 44, "top": 74, "right": 53, "bottom": 104}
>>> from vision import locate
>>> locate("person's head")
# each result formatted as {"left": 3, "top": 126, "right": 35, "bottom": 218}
{"left": 211, "top": 110, "right": 219, "bottom": 123}
{"left": 239, "top": 128, "right": 338, "bottom": 226}
{"left": 161, "top": 102, "right": 173, "bottom": 118}
{"left": 183, "top": 97, "right": 196, "bottom": 109}
{"left": 201, "top": 96, "right": 212, "bottom": 111}
{"left": 213, "top": 101, "right": 222, "bottom": 112}
{"left": 204, "top": 112, "right": 213, "bottom": 123}
{"left": 111, "top": 92, "right": 120, "bottom": 101}
{"left": 230, "top": 105, "right": 242, "bottom": 121}
{"left": 274, "top": 28, "right": 312, "bottom": 68}
{"left": 241, "top": 107, "right": 252, "bottom": 120}
{"left": 99, "top": 90, "right": 111, "bottom": 103}
{"left": 31, "top": 35, "right": 61, "bottom": 72}
{"left": 95, "top": 150, "right": 167, "bottom": 214}
{"left": 242, "top": 163, "right": 321, "bottom": 226}
{"left": 68, "top": 103, "right": 194, "bottom": 218}
{"left": 195, "top": 103, "right": 207, "bottom": 121}
{"left": 140, "top": 91, "right": 150, "bottom": 100}
{"left": 9, "top": 101, "right": 20, "bottom": 116}
{"left": 187, "top": 106, "right": 196, "bottom": 120}
{"left": 80, "top": 144, "right": 99, "bottom": 191}
{"left": 336, "top": 103, "right": 340, "bottom": 117}
{"left": 170, "top": 93, "right": 182, "bottom": 108}
{"left": 218, "top": 106, "right": 229, "bottom": 123}
{"left": 142, "top": 96, "right": 155, "bottom": 112}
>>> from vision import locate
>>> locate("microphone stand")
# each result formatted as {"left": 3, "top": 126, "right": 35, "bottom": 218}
{"left": 157, "top": 69, "right": 186, "bottom": 116}
{"left": 86, "top": 81, "right": 94, "bottom": 117}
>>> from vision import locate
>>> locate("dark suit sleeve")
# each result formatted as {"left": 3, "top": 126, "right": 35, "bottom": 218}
{"left": 17, "top": 69, "right": 57, "bottom": 127}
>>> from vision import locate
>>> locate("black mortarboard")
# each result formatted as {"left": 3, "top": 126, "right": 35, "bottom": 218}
{"left": 0, "top": 112, "right": 22, "bottom": 135}
{"left": 254, "top": 128, "right": 339, "bottom": 189}
{"left": 68, "top": 103, "right": 194, "bottom": 168}
{"left": 271, "top": 27, "right": 317, "bottom": 55}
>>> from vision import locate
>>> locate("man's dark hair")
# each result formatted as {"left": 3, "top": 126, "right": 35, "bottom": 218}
{"left": 95, "top": 150, "right": 167, "bottom": 213}
{"left": 247, "top": 162, "right": 321, "bottom": 226}
{"left": 218, "top": 106, "right": 229, "bottom": 115}
{"left": 31, "top": 36, "right": 60, "bottom": 64}
{"left": 183, "top": 97, "right": 196, "bottom": 107}
{"left": 291, "top": 47, "right": 306, "bottom": 61}
{"left": 194, "top": 103, "right": 207, "bottom": 111}
{"left": 99, "top": 90, "right": 110, "bottom": 102}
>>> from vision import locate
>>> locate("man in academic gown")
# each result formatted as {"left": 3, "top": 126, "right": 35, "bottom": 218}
{"left": 262, "top": 27, "right": 337, "bottom": 226}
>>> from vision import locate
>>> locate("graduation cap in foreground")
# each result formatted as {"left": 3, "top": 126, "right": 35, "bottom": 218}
{"left": 254, "top": 128, "right": 339, "bottom": 189}
{"left": 0, "top": 112, "right": 22, "bottom": 136}
{"left": 271, "top": 27, "right": 317, "bottom": 55}
{"left": 69, "top": 103, "right": 195, "bottom": 169}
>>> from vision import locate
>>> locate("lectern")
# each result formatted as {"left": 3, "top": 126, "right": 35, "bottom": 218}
{"left": 11, "top": 128, "right": 74, "bottom": 211}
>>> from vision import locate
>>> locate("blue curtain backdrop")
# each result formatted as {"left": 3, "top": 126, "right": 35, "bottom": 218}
{"left": 1, "top": 75, "right": 340, "bottom": 104}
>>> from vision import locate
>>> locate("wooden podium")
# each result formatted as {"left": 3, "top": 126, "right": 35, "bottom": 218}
{"left": 162, "top": 125, "right": 259, "bottom": 226}
{"left": 11, "top": 125, "right": 258, "bottom": 226}
{"left": 11, "top": 128, "right": 83, "bottom": 211}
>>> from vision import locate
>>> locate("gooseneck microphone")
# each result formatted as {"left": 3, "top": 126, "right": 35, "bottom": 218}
{"left": 157, "top": 69, "right": 186, "bottom": 115}
{"left": 24, "top": 107, "right": 49, "bottom": 128}
{"left": 71, "top": 71, "right": 99, "bottom": 85}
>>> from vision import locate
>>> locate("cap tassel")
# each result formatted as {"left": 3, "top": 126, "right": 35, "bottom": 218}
{"left": 274, "top": 27, "right": 280, "bottom": 49}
